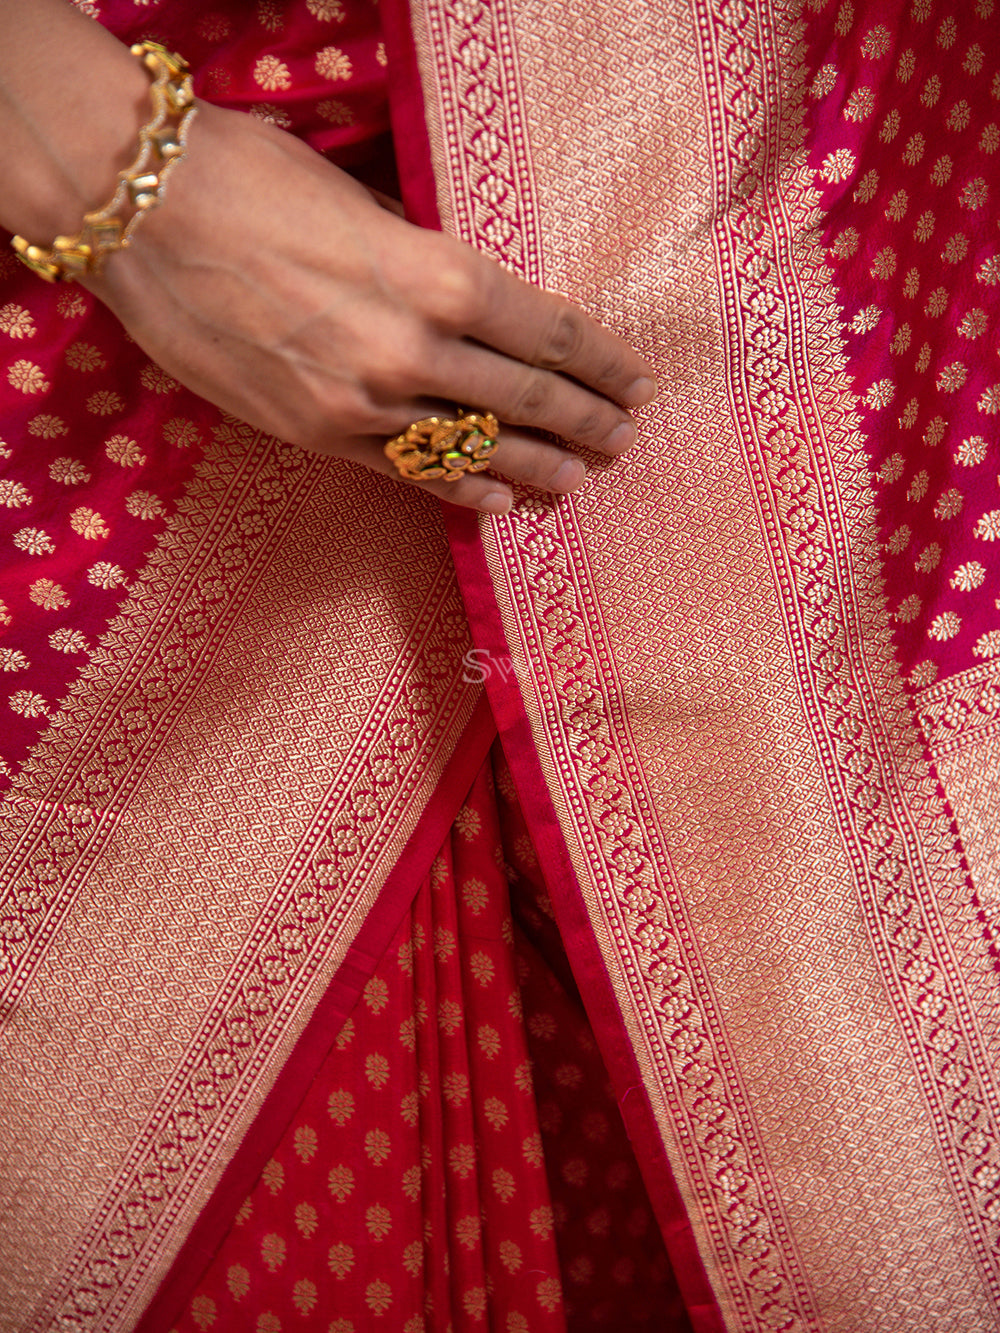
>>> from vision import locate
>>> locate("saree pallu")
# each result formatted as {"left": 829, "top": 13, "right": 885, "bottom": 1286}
{"left": 2, "top": 0, "right": 1000, "bottom": 1330}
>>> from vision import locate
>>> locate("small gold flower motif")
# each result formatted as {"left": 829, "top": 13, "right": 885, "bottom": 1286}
{"left": 315, "top": 45, "right": 352, "bottom": 81}
{"left": 8, "top": 360, "right": 48, "bottom": 394}
{"left": 253, "top": 55, "right": 291, "bottom": 91}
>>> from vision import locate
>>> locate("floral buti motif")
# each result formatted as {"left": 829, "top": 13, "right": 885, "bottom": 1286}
{"left": 810, "top": 0, "right": 1000, "bottom": 684}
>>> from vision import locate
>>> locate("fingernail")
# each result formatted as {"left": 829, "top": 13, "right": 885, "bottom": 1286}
{"left": 622, "top": 376, "right": 658, "bottom": 407}
{"left": 479, "top": 490, "right": 513, "bottom": 515}
{"left": 551, "top": 458, "right": 587, "bottom": 491}
{"left": 602, "top": 420, "right": 637, "bottom": 455}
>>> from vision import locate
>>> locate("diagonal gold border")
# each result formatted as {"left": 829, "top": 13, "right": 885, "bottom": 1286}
{"left": 917, "top": 664, "right": 1000, "bottom": 991}
{"left": 0, "top": 419, "right": 476, "bottom": 1330}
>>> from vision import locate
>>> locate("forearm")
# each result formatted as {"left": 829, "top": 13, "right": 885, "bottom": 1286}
{"left": 0, "top": 0, "right": 653, "bottom": 516}
{"left": 0, "top": 0, "right": 148, "bottom": 241}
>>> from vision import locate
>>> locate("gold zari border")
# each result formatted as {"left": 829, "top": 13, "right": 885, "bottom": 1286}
{"left": 917, "top": 659, "right": 1000, "bottom": 755}
{"left": 412, "top": 0, "right": 1000, "bottom": 1327}
{"left": 0, "top": 421, "right": 475, "bottom": 1329}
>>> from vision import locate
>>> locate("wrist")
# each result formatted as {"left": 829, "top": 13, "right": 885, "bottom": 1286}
{"left": 0, "top": 5, "right": 149, "bottom": 242}
{"left": 8, "top": 39, "right": 196, "bottom": 283}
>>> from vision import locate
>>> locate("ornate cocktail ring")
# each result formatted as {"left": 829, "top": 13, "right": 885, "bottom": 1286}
{"left": 384, "top": 410, "right": 500, "bottom": 482}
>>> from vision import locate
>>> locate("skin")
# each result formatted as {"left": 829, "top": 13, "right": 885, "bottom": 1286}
{"left": 0, "top": 0, "right": 657, "bottom": 515}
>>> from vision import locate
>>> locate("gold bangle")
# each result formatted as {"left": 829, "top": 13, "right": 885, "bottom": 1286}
{"left": 10, "top": 41, "right": 196, "bottom": 283}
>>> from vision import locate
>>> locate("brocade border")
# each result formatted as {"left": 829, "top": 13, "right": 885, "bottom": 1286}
{"left": 705, "top": 0, "right": 1000, "bottom": 1309}
{"left": 421, "top": 0, "right": 822, "bottom": 1327}
{"left": 0, "top": 424, "right": 316, "bottom": 1003}
{"left": 0, "top": 422, "right": 474, "bottom": 1331}
{"left": 429, "top": 0, "right": 543, "bottom": 283}
{"left": 916, "top": 660, "right": 1000, "bottom": 757}
{"left": 421, "top": 0, "right": 1000, "bottom": 1324}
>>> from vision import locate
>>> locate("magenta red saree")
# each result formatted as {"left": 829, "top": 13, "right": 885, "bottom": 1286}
{"left": 2, "top": 0, "right": 1000, "bottom": 1329}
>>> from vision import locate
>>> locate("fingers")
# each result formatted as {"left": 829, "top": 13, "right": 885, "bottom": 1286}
{"left": 460, "top": 250, "right": 657, "bottom": 408}
{"left": 472, "top": 427, "right": 588, "bottom": 492}
{"left": 381, "top": 224, "right": 657, "bottom": 416}
{"left": 339, "top": 434, "right": 516, "bottom": 513}
{"left": 422, "top": 340, "right": 640, "bottom": 457}
{"left": 335, "top": 426, "right": 591, "bottom": 515}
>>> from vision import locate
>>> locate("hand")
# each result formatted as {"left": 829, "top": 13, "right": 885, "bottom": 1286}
{"left": 87, "top": 102, "right": 657, "bottom": 514}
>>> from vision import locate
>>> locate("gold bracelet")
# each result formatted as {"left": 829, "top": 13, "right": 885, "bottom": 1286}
{"left": 10, "top": 41, "right": 196, "bottom": 283}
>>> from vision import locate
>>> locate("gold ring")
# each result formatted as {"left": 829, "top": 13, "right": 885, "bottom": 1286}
{"left": 384, "top": 409, "right": 500, "bottom": 482}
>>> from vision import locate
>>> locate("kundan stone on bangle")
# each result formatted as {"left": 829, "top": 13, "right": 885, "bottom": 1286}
{"left": 385, "top": 410, "right": 500, "bottom": 482}
{"left": 10, "top": 41, "right": 196, "bottom": 283}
